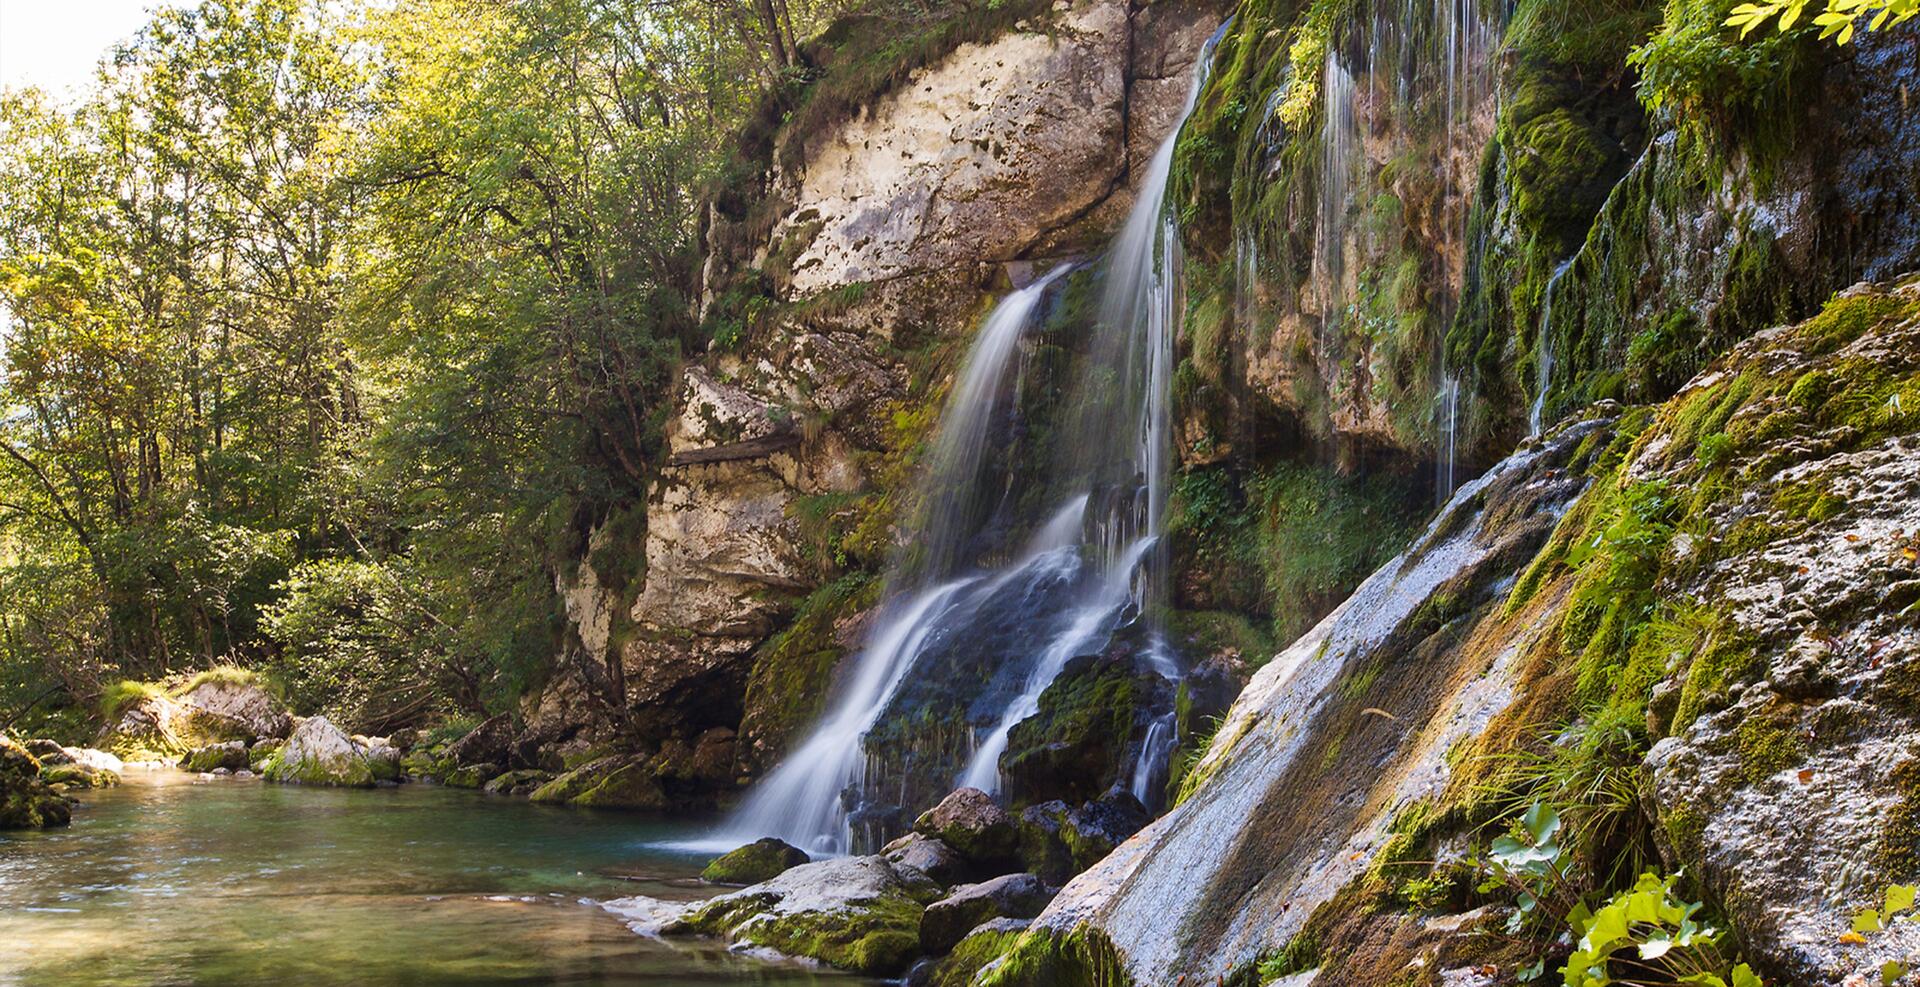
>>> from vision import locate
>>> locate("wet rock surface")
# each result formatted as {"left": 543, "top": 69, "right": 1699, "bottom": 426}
{"left": 701, "top": 837, "right": 811, "bottom": 885}
{"left": 1, "top": 736, "right": 73, "bottom": 828}
{"left": 263, "top": 716, "right": 378, "bottom": 788}
{"left": 919, "top": 872, "right": 1054, "bottom": 955}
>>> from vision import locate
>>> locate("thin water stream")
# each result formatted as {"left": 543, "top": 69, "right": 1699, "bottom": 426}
{"left": 0, "top": 772, "right": 867, "bottom": 987}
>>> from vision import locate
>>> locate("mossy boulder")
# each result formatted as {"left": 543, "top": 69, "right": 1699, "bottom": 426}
{"left": 262, "top": 716, "right": 376, "bottom": 788}
{"left": 920, "top": 873, "right": 1054, "bottom": 955}
{"left": 179, "top": 741, "right": 250, "bottom": 773}
{"left": 527, "top": 754, "right": 670, "bottom": 809}
{"left": 481, "top": 768, "right": 553, "bottom": 795}
{"left": 443, "top": 714, "right": 514, "bottom": 768}
{"left": 677, "top": 855, "right": 927, "bottom": 976}
{"left": 914, "top": 788, "right": 1018, "bottom": 868}
{"left": 442, "top": 761, "right": 504, "bottom": 789}
{"left": 999, "top": 655, "right": 1165, "bottom": 807}
{"left": 702, "top": 837, "right": 812, "bottom": 885}
{"left": 40, "top": 761, "right": 120, "bottom": 789}
{"left": 2, "top": 736, "right": 73, "bottom": 829}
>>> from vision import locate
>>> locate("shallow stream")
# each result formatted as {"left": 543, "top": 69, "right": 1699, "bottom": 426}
{"left": 0, "top": 770, "right": 867, "bottom": 986}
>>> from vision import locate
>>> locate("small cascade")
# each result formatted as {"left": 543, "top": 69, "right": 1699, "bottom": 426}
{"left": 1529, "top": 258, "right": 1575, "bottom": 435}
{"left": 1313, "top": 50, "right": 1360, "bottom": 315}
{"left": 699, "top": 25, "right": 1229, "bottom": 856}
{"left": 1436, "top": 372, "right": 1462, "bottom": 498}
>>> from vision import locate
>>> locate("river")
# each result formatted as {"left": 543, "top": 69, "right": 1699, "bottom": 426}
{"left": 0, "top": 770, "right": 869, "bottom": 986}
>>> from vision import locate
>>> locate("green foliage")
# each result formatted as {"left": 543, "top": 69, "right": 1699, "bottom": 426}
{"left": 1628, "top": 0, "right": 1815, "bottom": 151}
{"left": 1561, "top": 872, "right": 1761, "bottom": 987}
{"left": 1724, "top": 0, "right": 1919, "bottom": 42}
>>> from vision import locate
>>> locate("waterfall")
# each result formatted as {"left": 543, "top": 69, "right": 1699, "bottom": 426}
{"left": 691, "top": 25, "right": 1227, "bottom": 856}
{"left": 1529, "top": 258, "right": 1575, "bottom": 435}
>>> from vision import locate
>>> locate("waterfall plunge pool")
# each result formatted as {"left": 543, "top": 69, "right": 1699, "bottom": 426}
{"left": 0, "top": 770, "right": 871, "bottom": 987}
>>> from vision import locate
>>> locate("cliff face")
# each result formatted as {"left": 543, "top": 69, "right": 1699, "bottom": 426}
{"left": 544, "top": 0, "right": 1920, "bottom": 980}
{"left": 532, "top": 0, "right": 1228, "bottom": 789}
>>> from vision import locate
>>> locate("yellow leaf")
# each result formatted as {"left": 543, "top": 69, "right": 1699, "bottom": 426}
{"left": 1840, "top": 931, "right": 1869, "bottom": 945}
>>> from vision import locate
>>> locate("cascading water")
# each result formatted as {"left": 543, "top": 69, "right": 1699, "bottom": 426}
{"left": 1529, "top": 258, "right": 1575, "bottom": 435}
{"left": 694, "top": 27, "right": 1227, "bottom": 856}
{"left": 1308, "top": 0, "right": 1507, "bottom": 498}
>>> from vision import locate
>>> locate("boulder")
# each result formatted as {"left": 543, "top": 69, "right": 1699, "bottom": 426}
{"left": 65, "top": 747, "right": 124, "bottom": 774}
{"left": 178, "top": 679, "right": 291, "bottom": 741}
{"left": 358, "top": 738, "right": 403, "bottom": 782}
{"left": 920, "top": 918, "right": 1034, "bottom": 987}
{"left": 2, "top": 736, "right": 72, "bottom": 828}
{"left": 263, "top": 716, "right": 376, "bottom": 787}
{"left": 1015, "top": 801, "right": 1077, "bottom": 885}
{"left": 444, "top": 714, "right": 514, "bottom": 768}
{"left": 248, "top": 739, "right": 283, "bottom": 773}
{"left": 702, "top": 837, "right": 811, "bottom": 885}
{"left": 99, "top": 693, "right": 196, "bottom": 759}
{"left": 179, "top": 741, "right": 249, "bottom": 773}
{"left": 913, "top": 788, "right": 1017, "bottom": 867}
{"left": 480, "top": 768, "right": 552, "bottom": 795}
{"left": 919, "top": 873, "right": 1054, "bottom": 955}
{"left": 527, "top": 754, "right": 669, "bottom": 809}
{"left": 1059, "top": 788, "right": 1150, "bottom": 870}
{"left": 23, "top": 739, "right": 65, "bottom": 761}
{"left": 40, "top": 761, "right": 118, "bottom": 789}
{"left": 883, "top": 832, "right": 969, "bottom": 887}
{"left": 443, "top": 761, "right": 504, "bottom": 789}
{"left": 676, "top": 855, "right": 927, "bottom": 976}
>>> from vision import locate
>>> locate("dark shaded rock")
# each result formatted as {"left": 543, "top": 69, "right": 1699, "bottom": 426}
{"left": 1060, "top": 788, "right": 1149, "bottom": 868}
{"left": 702, "top": 837, "right": 811, "bottom": 884}
{"left": 179, "top": 741, "right": 249, "bottom": 773}
{"left": 919, "top": 873, "right": 1054, "bottom": 955}
{"left": 921, "top": 918, "right": 1033, "bottom": 987}
{"left": 443, "top": 761, "right": 505, "bottom": 789}
{"left": 2, "top": 736, "right": 73, "bottom": 828}
{"left": 1000, "top": 655, "right": 1171, "bottom": 807}
{"left": 1015, "top": 801, "right": 1076, "bottom": 885}
{"left": 914, "top": 788, "right": 1017, "bottom": 867}
{"left": 527, "top": 754, "right": 669, "bottom": 809}
{"left": 883, "top": 832, "right": 969, "bottom": 886}
{"left": 23, "top": 739, "right": 65, "bottom": 761}
{"left": 445, "top": 714, "right": 514, "bottom": 768}
{"left": 481, "top": 768, "right": 553, "bottom": 795}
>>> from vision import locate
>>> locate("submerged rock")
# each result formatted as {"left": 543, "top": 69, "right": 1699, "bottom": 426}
{"left": 263, "top": 716, "right": 376, "bottom": 788}
{"left": 919, "top": 873, "right": 1054, "bottom": 955}
{"left": 674, "top": 855, "right": 928, "bottom": 976}
{"left": 701, "top": 837, "right": 811, "bottom": 885}
{"left": 40, "top": 760, "right": 119, "bottom": 790}
{"left": 1, "top": 736, "right": 73, "bottom": 829}
{"left": 914, "top": 788, "right": 1017, "bottom": 868}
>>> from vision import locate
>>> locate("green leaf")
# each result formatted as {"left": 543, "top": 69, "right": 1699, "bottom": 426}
{"left": 1730, "top": 963, "right": 1765, "bottom": 987}
{"left": 1639, "top": 935, "right": 1674, "bottom": 960}
{"left": 1883, "top": 961, "right": 1908, "bottom": 987}
{"left": 1853, "top": 909, "right": 1883, "bottom": 933}
{"left": 1884, "top": 884, "right": 1916, "bottom": 917}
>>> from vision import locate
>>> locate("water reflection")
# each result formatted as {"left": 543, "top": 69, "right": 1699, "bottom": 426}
{"left": 0, "top": 770, "right": 868, "bottom": 987}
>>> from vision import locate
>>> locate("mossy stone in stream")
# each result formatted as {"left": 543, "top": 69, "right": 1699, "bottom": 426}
{"left": 179, "top": 741, "right": 249, "bottom": 773}
{"left": 40, "top": 762, "right": 119, "bottom": 789}
{"left": 263, "top": 716, "right": 376, "bottom": 788}
{"left": 1, "top": 736, "right": 73, "bottom": 829}
{"left": 442, "top": 762, "right": 504, "bottom": 789}
{"left": 702, "top": 838, "right": 811, "bottom": 884}
{"left": 527, "top": 755, "right": 669, "bottom": 809}
{"left": 679, "top": 855, "right": 926, "bottom": 976}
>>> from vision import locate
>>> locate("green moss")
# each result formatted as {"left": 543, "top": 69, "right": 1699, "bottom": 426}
{"left": 687, "top": 890, "right": 924, "bottom": 976}
{"left": 1732, "top": 701, "right": 1806, "bottom": 785}
{"left": 701, "top": 838, "right": 809, "bottom": 885}
{"left": 99, "top": 680, "right": 167, "bottom": 722}
{"left": 737, "top": 573, "right": 879, "bottom": 768}
{"left": 176, "top": 665, "right": 260, "bottom": 695}
{"left": 1256, "top": 933, "right": 1322, "bottom": 982}
{"left": 972, "top": 925, "right": 1130, "bottom": 987}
